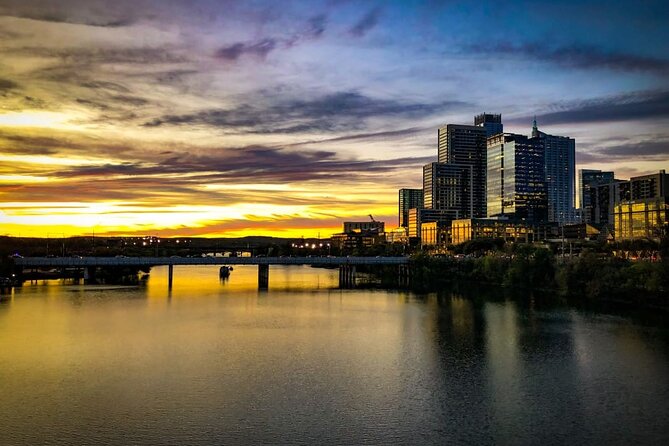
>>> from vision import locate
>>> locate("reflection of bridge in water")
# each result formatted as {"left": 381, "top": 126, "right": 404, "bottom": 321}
{"left": 14, "top": 256, "right": 411, "bottom": 289}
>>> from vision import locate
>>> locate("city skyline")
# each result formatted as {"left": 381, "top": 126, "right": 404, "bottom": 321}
{"left": 1, "top": 0, "right": 668, "bottom": 238}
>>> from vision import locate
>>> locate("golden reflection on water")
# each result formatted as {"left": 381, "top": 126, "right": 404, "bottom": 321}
{"left": 1, "top": 267, "right": 668, "bottom": 445}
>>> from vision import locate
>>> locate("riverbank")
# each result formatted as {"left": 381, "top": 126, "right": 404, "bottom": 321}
{"left": 373, "top": 247, "right": 668, "bottom": 309}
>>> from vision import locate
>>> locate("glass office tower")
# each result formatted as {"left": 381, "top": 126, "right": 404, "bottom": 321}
{"left": 487, "top": 133, "right": 548, "bottom": 222}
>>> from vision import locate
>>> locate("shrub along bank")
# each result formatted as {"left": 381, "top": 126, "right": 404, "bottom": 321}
{"left": 398, "top": 247, "right": 668, "bottom": 305}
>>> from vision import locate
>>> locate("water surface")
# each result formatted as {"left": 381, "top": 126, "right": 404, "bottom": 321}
{"left": 1, "top": 265, "right": 668, "bottom": 445}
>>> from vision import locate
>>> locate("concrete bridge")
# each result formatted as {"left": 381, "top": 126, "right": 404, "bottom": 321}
{"left": 13, "top": 256, "right": 411, "bottom": 289}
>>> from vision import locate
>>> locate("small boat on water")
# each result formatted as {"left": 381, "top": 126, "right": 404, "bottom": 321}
{"left": 219, "top": 266, "right": 233, "bottom": 278}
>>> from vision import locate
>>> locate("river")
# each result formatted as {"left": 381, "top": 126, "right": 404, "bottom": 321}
{"left": 1, "top": 265, "right": 667, "bottom": 445}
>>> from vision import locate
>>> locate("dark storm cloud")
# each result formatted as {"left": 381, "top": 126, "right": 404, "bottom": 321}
{"left": 508, "top": 90, "right": 669, "bottom": 126}
{"left": 349, "top": 6, "right": 382, "bottom": 37}
{"left": 215, "top": 14, "right": 327, "bottom": 61}
{"left": 468, "top": 42, "right": 669, "bottom": 75}
{"left": 144, "top": 91, "right": 460, "bottom": 133}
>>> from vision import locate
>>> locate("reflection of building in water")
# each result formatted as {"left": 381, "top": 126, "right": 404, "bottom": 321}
{"left": 484, "top": 301, "right": 523, "bottom": 429}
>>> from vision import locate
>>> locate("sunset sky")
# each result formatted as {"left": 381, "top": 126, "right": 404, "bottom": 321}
{"left": 1, "top": 0, "right": 668, "bottom": 238}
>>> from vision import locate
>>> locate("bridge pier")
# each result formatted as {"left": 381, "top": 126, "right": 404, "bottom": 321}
{"left": 168, "top": 264, "right": 174, "bottom": 289}
{"left": 83, "top": 266, "right": 97, "bottom": 284}
{"left": 398, "top": 264, "right": 411, "bottom": 287}
{"left": 12, "top": 266, "right": 23, "bottom": 286}
{"left": 339, "top": 264, "right": 356, "bottom": 288}
{"left": 258, "top": 264, "right": 269, "bottom": 290}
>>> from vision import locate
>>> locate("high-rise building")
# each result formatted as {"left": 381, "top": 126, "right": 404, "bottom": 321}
{"left": 398, "top": 188, "right": 423, "bottom": 228}
{"left": 486, "top": 133, "right": 548, "bottom": 222}
{"left": 474, "top": 113, "right": 503, "bottom": 137}
{"left": 437, "top": 124, "right": 487, "bottom": 217}
{"left": 629, "top": 170, "right": 669, "bottom": 200}
{"left": 588, "top": 180, "right": 629, "bottom": 226}
{"left": 423, "top": 162, "right": 473, "bottom": 217}
{"left": 579, "top": 169, "right": 615, "bottom": 224}
{"left": 578, "top": 169, "right": 614, "bottom": 210}
{"left": 532, "top": 119, "right": 576, "bottom": 223}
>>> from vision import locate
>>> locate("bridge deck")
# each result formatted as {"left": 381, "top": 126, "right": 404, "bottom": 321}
{"left": 14, "top": 256, "right": 409, "bottom": 268}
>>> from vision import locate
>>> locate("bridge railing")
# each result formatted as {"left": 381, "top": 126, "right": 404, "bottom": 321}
{"left": 14, "top": 256, "right": 409, "bottom": 267}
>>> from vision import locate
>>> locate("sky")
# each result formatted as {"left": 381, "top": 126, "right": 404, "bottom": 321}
{"left": 0, "top": 0, "right": 668, "bottom": 238}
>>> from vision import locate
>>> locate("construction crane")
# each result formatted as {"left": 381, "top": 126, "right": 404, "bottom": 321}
{"left": 368, "top": 214, "right": 376, "bottom": 222}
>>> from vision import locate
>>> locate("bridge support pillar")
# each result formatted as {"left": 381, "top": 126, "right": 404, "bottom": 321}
{"left": 258, "top": 264, "right": 269, "bottom": 290}
{"left": 83, "top": 266, "right": 97, "bottom": 284}
{"left": 339, "top": 265, "right": 356, "bottom": 288}
{"left": 12, "top": 266, "right": 23, "bottom": 286}
{"left": 168, "top": 264, "right": 174, "bottom": 289}
{"left": 398, "top": 264, "right": 411, "bottom": 287}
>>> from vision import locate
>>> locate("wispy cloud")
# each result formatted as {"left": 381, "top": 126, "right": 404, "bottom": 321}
{"left": 144, "top": 91, "right": 460, "bottom": 133}
{"left": 467, "top": 42, "right": 669, "bottom": 75}
{"left": 215, "top": 13, "right": 327, "bottom": 62}
{"left": 349, "top": 6, "right": 382, "bottom": 37}
{"left": 509, "top": 90, "right": 669, "bottom": 125}
{"left": 578, "top": 138, "right": 669, "bottom": 163}
{"left": 0, "top": 0, "right": 136, "bottom": 27}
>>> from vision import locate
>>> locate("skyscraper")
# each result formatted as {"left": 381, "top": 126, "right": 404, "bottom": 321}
{"left": 579, "top": 169, "right": 615, "bottom": 209}
{"left": 398, "top": 188, "right": 423, "bottom": 228}
{"left": 436, "top": 124, "right": 487, "bottom": 217}
{"left": 474, "top": 113, "right": 503, "bottom": 137}
{"left": 423, "top": 162, "right": 473, "bottom": 217}
{"left": 532, "top": 119, "right": 576, "bottom": 224}
{"left": 591, "top": 180, "right": 629, "bottom": 226}
{"left": 487, "top": 133, "right": 548, "bottom": 222}
{"left": 579, "top": 169, "right": 615, "bottom": 224}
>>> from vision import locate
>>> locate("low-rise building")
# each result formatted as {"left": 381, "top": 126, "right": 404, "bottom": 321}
{"left": 614, "top": 197, "right": 669, "bottom": 241}
{"left": 420, "top": 221, "right": 450, "bottom": 247}
{"left": 451, "top": 218, "right": 536, "bottom": 245}
{"left": 612, "top": 170, "right": 669, "bottom": 241}
{"left": 386, "top": 227, "right": 409, "bottom": 244}
{"left": 343, "top": 221, "right": 385, "bottom": 233}
{"left": 331, "top": 231, "right": 385, "bottom": 251}
{"left": 408, "top": 208, "right": 460, "bottom": 240}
